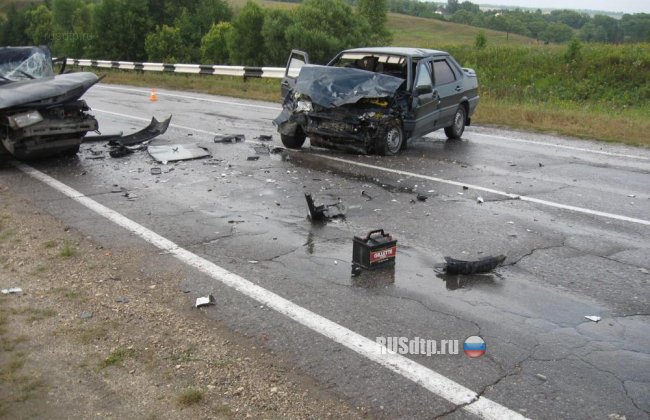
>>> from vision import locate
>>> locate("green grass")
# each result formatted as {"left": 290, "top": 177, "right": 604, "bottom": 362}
{"left": 177, "top": 388, "right": 204, "bottom": 407}
{"left": 59, "top": 241, "right": 77, "bottom": 258}
{"left": 388, "top": 13, "right": 535, "bottom": 47}
{"left": 43, "top": 240, "right": 57, "bottom": 249}
{"left": 101, "top": 347, "right": 136, "bottom": 368}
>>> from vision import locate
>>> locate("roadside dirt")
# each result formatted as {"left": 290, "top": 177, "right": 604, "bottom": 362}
{"left": 0, "top": 183, "right": 366, "bottom": 419}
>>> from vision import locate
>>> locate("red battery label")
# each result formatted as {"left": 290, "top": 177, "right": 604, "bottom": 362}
{"left": 370, "top": 246, "right": 397, "bottom": 264}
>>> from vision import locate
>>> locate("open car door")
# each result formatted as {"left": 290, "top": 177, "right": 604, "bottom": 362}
{"left": 281, "top": 50, "right": 309, "bottom": 100}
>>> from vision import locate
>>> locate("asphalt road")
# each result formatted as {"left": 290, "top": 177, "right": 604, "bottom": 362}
{"left": 1, "top": 83, "right": 649, "bottom": 419}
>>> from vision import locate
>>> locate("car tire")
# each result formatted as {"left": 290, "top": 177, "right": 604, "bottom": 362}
{"left": 281, "top": 132, "right": 306, "bottom": 149}
{"left": 61, "top": 144, "right": 80, "bottom": 157}
{"left": 445, "top": 106, "right": 466, "bottom": 140}
{"left": 378, "top": 120, "right": 404, "bottom": 156}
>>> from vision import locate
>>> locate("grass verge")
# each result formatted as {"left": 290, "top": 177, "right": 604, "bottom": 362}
{"left": 96, "top": 69, "right": 649, "bottom": 147}
{"left": 177, "top": 388, "right": 204, "bottom": 407}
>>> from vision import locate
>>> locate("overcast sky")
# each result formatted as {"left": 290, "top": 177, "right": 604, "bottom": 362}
{"left": 469, "top": 0, "right": 650, "bottom": 14}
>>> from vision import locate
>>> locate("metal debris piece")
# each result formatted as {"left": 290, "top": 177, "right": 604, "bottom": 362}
{"left": 462, "top": 186, "right": 469, "bottom": 190}
{"left": 253, "top": 145, "right": 270, "bottom": 155}
{"left": 109, "top": 145, "right": 133, "bottom": 158}
{"left": 1, "top": 287, "right": 23, "bottom": 294}
{"left": 270, "top": 147, "right": 285, "bottom": 154}
{"left": 442, "top": 255, "right": 506, "bottom": 275}
{"left": 214, "top": 134, "right": 245, "bottom": 143}
{"left": 584, "top": 315, "right": 601, "bottom": 322}
{"left": 247, "top": 156, "right": 260, "bottom": 161}
{"left": 107, "top": 116, "right": 172, "bottom": 147}
{"left": 477, "top": 196, "right": 484, "bottom": 204}
{"left": 83, "top": 132, "right": 123, "bottom": 142}
{"left": 150, "top": 167, "right": 162, "bottom": 175}
{"left": 305, "top": 193, "right": 346, "bottom": 221}
{"left": 361, "top": 190, "right": 373, "bottom": 201}
{"left": 115, "top": 296, "right": 129, "bottom": 303}
{"left": 539, "top": 162, "right": 544, "bottom": 167}
{"left": 147, "top": 144, "right": 211, "bottom": 163}
{"left": 196, "top": 295, "right": 216, "bottom": 308}
{"left": 256, "top": 135, "right": 273, "bottom": 141}
{"left": 416, "top": 194, "right": 428, "bottom": 202}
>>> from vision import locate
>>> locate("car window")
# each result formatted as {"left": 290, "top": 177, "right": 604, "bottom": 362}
{"left": 415, "top": 61, "right": 432, "bottom": 88}
{"left": 433, "top": 59, "right": 456, "bottom": 86}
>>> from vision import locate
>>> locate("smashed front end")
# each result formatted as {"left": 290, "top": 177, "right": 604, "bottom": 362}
{"left": 274, "top": 65, "right": 407, "bottom": 154}
{"left": 0, "top": 46, "right": 99, "bottom": 159}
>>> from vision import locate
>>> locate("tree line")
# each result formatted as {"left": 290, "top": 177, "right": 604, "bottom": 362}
{"left": 0, "top": 0, "right": 390, "bottom": 65}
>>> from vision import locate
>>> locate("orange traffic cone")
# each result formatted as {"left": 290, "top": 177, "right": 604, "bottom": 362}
{"left": 149, "top": 88, "right": 158, "bottom": 102}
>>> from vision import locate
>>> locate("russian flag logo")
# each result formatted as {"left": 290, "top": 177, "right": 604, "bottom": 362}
{"left": 464, "top": 336, "right": 486, "bottom": 358}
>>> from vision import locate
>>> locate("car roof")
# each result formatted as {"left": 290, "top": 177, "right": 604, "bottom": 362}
{"left": 341, "top": 47, "right": 448, "bottom": 58}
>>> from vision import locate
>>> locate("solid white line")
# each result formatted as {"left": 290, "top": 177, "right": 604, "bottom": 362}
{"left": 13, "top": 161, "right": 527, "bottom": 420}
{"left": 95, "top": 84, "right": 281, "bottom": 111}
{"left": 469, "top": 132, "right": 650, "bottom": 161}
{"left": 318, "top": 155, "right": 650, "bottom": 226}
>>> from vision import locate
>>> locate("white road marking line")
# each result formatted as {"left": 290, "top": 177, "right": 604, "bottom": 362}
{"left": 97, "top": 84, "right": 650, "bottom": 161}
{"left": 90, "top": 107, "right": 650, "bottom": 227}
{"left": 13, "top": 161, "right": 527, "bottom": 420}
{"left": 318, "top": 155, "right": 650, "bottom": 226}
{"left": 95, "top": 84, "right": 280, "bottom": 111}
{"left": 468, "top": 132, "right": 649, "bottom": 161}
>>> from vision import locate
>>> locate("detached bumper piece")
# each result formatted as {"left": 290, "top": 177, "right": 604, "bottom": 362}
{"left": 442, "top": 255, "right": 506, "bottom": 275}
{"left": 107, "top": 115, "right": 172, "bottom": 147}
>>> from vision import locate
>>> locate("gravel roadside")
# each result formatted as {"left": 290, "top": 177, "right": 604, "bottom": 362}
{"left": 0, "top": 182, "right": 367, "bottom": 419}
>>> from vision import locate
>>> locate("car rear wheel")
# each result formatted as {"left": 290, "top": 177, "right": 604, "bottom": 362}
{"left": 445, "top": 106, "right": 466, "bottom": 140}
{"left": 378, "top": 120, "right": 403, "bottom": 156}
{"left": 281, "top": 132, "right": 306, "bottom": 149}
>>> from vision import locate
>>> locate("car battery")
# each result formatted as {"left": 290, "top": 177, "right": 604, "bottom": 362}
{"left": 352, "top": 229, "right": 397, "bottom": 270}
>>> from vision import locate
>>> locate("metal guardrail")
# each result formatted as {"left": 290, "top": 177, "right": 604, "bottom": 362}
{"left": 66, "top": 58, "right": 286, "bottom": 79}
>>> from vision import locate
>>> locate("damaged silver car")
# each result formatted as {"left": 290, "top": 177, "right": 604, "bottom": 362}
{"left": 274, "top": 47, "right": 479, "bottom": 155}
{"left": 0, "top": 46, "right": 99, "bottom": 159}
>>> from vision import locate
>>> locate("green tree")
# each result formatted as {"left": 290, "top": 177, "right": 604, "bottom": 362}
{"left": 228, "top": 1, "right": 266, "bottom": 66}
{"left": 2, "top": 4, "right": 32, "bottom": 46}
{"left": 357, "top": 0, "right": 391, "bottom": 45}
{"left": 541, "top": 22, "right": 574, "bottom": 43}
{"left": 564, "top": 37, "right": 582, "bottom": 63}
{"left": 261, "top": 9, "right": 293, "bottom": 66}
{"left": 26, "top": 4, "right": 53, "bottom": 45}
{"left": 89, "top": 0, "right": 151, "bottom": 60}
{"left": 474, "top": 31, "right": 487, "bottom": 49}
{"left": 200, "top": 22, "right": 232, "bottom": 64}
{"left": 285, "top": 0, "right": 370, "bottom": 64}
{"left": 145, "top": 25, "right": 189, "bottom": 63}
{"left": 447, "top": 0, "right": 459, "bottom": 14}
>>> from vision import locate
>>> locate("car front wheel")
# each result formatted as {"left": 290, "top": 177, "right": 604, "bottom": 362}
{"left": 281, "top": 132, "right": 306, "bottom": 149}
{"left": 444, "top": 106, "right": 466, "bottom": 140}
{"left": 378, "top": 120, "right": 404, "bottom": 156}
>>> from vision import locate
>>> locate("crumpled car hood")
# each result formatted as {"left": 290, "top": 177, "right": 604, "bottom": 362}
{"left": 0, "top": 72, "right": 100, "bottom": 111}
{"left": 292, "top": 65, "right": 405, "bottom": 108}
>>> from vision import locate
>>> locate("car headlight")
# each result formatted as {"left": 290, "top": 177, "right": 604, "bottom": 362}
{"left": 7, "top": 110, "right": 43, "bottom": 129}
{"left": 295, "top": 99, "right": 313, "bottom": 113}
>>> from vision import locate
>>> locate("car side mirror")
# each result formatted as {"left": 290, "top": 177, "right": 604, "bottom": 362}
{"left": 415, "top": 84, "right": 433, "bottom": 95}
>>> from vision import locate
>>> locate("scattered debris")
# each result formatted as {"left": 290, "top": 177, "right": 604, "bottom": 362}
{"left": 195, "top": 295, "right": 216, "bottom": 308}
{"left": 1, "top": 287, "right": 22, "bottom": 294}
{"left": 109, "top": 145, "right": 134, "bottom": 158}
{"left": 214, "top": 134, "right": 245, "bottom": 143}
{"left": 361, "top": 190, "right": 373, "bottom": 201}
{"left": 150, "top": 167, "right": 162, "bottom": 175}
{"left": 441, "top": 255, "right": 506, "bottom": 275}
{"left": 352, "top": 229, "right": 397, "bottom": 270}
{"left": 584, "top": 315, "right": 601, "bottom": 322}
{"left": 462, "top": 186, "right": 469, "bottom": 190}
{"left": 247, "top": 156, "right": 260, "bottom": 161}
{"left": 539, "top": 163, "right": 544, "bottom": 167}
{"left": 304, "top": 193, "right": 346, "bottom": 221}
{"left": 256, "top": 135, "right": 273, "bottom": 141}
{"left": 640, "top": 268, "right": 649, "bottom": 275}
{"left": 79, "top": 311, "right": 93, "bottom": 319}
{"left": 270, "top": 146, "right": 285, "bottom": 154}
{"left": 627, "top": 194, "right": 636, "bottom": 198}
{"left": 148, "top": 144, "right": 211, "bottom": 163}
{"left": 253, "top": 145, "right": 270, "bottom": 155}
{"left": 416, "top": 194, "right": 428, "bottom": 202}
{"left": 115, "top": 296, "right": 129, "bottom": 303}
{"left": 535, "top": 374, "right": 547, "bottom": 381}
{"left": 477, "top": 196, "right": 484, "bottom": 204}
{"left": 83, "top": 132, "right": 123, "bottom": 142}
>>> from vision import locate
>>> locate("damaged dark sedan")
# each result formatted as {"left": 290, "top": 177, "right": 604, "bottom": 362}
{"left": 274, "top": 47, "right": 479, "bottom": 155}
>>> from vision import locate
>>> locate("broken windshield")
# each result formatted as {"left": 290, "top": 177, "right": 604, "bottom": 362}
{"left": 0, "top": 46, "right": 54, "bottom": 83}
